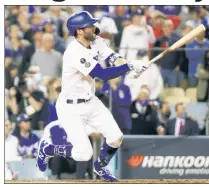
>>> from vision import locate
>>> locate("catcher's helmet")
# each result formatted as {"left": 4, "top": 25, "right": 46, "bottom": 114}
{"left": 67, "top": 11, "right": 100, "bottom": 36}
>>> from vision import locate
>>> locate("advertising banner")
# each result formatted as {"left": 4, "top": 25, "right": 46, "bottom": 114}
{"left": 117, "top": 136, "right": 209, "bottom": 179}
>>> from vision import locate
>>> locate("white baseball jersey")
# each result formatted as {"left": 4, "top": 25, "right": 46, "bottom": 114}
{"left": 56, "top": 36, "right": 123, "bottom": 162}
{"left": 61, "top": 36, "right": 119, "bottom": 100}
{"left": 119, "top": 24, "right": 156, "bottom": 61}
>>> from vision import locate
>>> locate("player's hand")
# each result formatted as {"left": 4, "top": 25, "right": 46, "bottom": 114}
{"left": 127, "top": 64, "right": 149, "bottom": 79}
{"left": 127, "top": 68, "right": 140, "bottom": 79}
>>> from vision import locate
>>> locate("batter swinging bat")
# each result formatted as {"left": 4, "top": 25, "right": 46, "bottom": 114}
{"left": 148, "top": 24, "right": 206, "bottom": 65}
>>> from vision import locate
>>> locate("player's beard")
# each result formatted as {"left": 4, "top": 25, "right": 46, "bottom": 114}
{"left": 83, "top": 31, "right": 96, "bottom": 42}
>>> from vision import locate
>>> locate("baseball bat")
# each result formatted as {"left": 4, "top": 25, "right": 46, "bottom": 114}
{"left": 148, "top": 24, "right": 206, "bottom": 65}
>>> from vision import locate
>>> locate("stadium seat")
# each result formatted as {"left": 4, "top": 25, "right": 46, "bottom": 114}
{"left": 8, "top": 159, "right": 51, "bottom": 180}
{"left": 164, "top": 96, "right": 191, "bottom": 104}
{"left": 160, "top": 88, "right": 185, "bottom": 101}
{"left": 185, "top": 88, "right": 197, "bottom": 102}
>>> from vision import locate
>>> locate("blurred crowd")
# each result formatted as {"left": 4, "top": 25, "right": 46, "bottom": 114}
{"left": 4, "top": 5, "right": 209, "bottom": 180}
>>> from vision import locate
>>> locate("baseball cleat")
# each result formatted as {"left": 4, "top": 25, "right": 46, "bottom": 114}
{"left": 94, "top": 161, "right": 118, "bottom": 182}
{"left": 37, "top": 139, "right": 53, "bottom": 172}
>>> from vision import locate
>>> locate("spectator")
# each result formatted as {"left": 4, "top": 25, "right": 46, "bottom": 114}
{"left": 113, "top": 6, "right": 129, "bottom": 50}
{"left": 103, "top": 77, "right": 132, "bottom": 134}
{"left": 41, "top": 6, "right": 69, "bottom": 38}
{"left": 83, "top": 5, "right": 109, "bottom": 15}
{"left": 17, "top": 11, "right": 33, "bottom": 43}
{"left": 128, "top": 6, "right": 140, "bottom": 14}
{"left": 119, "top": 9, "right": 156, "bottom": 61}
{"left": 166, "top": 102, "right": 199, "bottom": 136}
{"left": 152, "top": 6, "right": 182, "bottom": 30}
{"left": 178, "top": 22, "right": 194, "bottom": 88}
{"left": 43, "top": 21, "right": 66, "bottom": 54}
{"left": 120, "top": 15, "right": 132, "bottom": 29}
{"left": 197, "top": 6, "right": 209, "bottom": 38}
{"left": 19, "top": 29, "right": 43, "bottom": 76}
{"left": 5, "top": 120, "right": 21, "bottom": 162}
{"left": 186, "top": 31, "right": 209, "bottom": 87}
{"left": 30, "top": 33, "right": 62, "bottom": 78}
{"left": 153, "top": 6, "right": 182, "bottom": 16}
{"left": 124, "top": 50, "right": 163, "bottom": 101}
{"left": 157, "top": 101, "right": 171, "bottom": 135}
{"left": 13, "top": 114, "right": 40, "bottom": 158}
{"left": 130, "top": 85, "right": 161, "bottom": 135}
{"left": 5, "top": 87, "right": 19, "bottom": 121}
{"left": 26, "top": 66, "right": 50, "bottom": 97}
{"left": 5, "top": 64, "right": 19, "bottom": 90}
{"left": 149, "top": 10, "right": 167, "bottom": 39}
{"left": 187, "top": 8, "right": 202, "bottom": 29}
{"left": 197, "top": 49, "right": 209, "bottom": 102}
{"left": 5, "top": 24, "right": 26, "bottom": 67}
{"left": 152, "top": 19, "right": 184, "bottom": 87}
{"left": 31, "top": 13, "right": 44, "bottom": 33}
{"left": 5, "top": 6, "right": 19, "bottom": 25}
{"left": 17, "top": 74, "right": 48, "bottom": 130}
{"left": 93, "top": 6, "right": 118, "bottom": 46}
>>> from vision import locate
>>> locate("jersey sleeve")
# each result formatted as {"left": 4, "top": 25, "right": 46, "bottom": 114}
{"left": 67, "top": 50, "right": 98, "bottom": 76}
{"left": 96, "top": 37, "right": 120, "bottom": 65}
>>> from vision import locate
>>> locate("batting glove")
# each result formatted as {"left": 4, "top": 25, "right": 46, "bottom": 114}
{"left": 127, "top": 64, "right": 149, "bottom": 79}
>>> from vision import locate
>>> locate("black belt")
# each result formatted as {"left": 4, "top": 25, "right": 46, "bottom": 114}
{"left": 66, "top": 98, "right": 91, "bottom": 104}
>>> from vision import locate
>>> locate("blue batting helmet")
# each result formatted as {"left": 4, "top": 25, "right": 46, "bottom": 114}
{"left": 66, "top": 11, "right": 100, "bottom": 36}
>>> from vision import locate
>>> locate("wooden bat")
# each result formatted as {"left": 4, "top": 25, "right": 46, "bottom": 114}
{"left": 148, "top": 24, "right": 206, "bottom": 65}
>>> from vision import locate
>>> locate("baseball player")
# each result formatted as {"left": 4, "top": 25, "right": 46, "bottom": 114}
{"left": 37, "top": 11, "right": 146, "bottom": 182}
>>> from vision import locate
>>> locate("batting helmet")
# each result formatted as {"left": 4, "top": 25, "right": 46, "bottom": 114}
{"left": 66, "top": 11, "right": 100, "bottom": 36}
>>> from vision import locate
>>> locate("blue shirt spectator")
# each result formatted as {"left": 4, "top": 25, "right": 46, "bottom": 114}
{"left": 152, "top": 20, "right": 184, "bottom": 87}
{"left": 43, "top": 21, "right": 66, "bottom": 54}
{"left": 186, "top": 32, "right": 209, "bottom": 87}
{"left": 102, "top": 77, "right": 132, "bottom": 134}
{"left": 13, "top": 114, "right": 40, "bottom": 158}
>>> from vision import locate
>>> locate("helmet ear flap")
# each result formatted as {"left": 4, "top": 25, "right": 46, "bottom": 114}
{"left": 95, "top": 27, "right": 100, "bottom": 35}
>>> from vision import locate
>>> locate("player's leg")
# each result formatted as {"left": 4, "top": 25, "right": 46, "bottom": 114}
{"left": 37, "top": 102, "right": 93, "bottom": 172}
{"left": 55, "top": 97, "right": 93, "bottom": 162}
{"left": 88, "top": 97, "right": 123, "bottom": 181}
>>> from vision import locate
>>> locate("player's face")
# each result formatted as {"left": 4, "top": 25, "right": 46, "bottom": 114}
{"left": 82, "top": 25, "right": 97, "bottom": 41}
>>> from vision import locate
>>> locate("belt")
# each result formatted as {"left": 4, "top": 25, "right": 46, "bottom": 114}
{"left": 66, "top": 98, "right": 91, "bottom": 104}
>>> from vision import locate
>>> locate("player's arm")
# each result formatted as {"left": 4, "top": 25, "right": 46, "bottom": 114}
{"left": 112, "top": 57, "right": 127, "bottom": 66}
{"left": 68, "top": 51, "right": 137, "bottom": 81}
{"left": 96, "top": 36, "right": 128, "bottom": 67}
{"left": 89, "top": 63, "right": 133, "bottom": 81}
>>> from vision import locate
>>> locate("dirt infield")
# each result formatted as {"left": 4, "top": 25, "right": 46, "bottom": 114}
{"left": 5, "top": 179, "right": 209, "bottom": 184}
